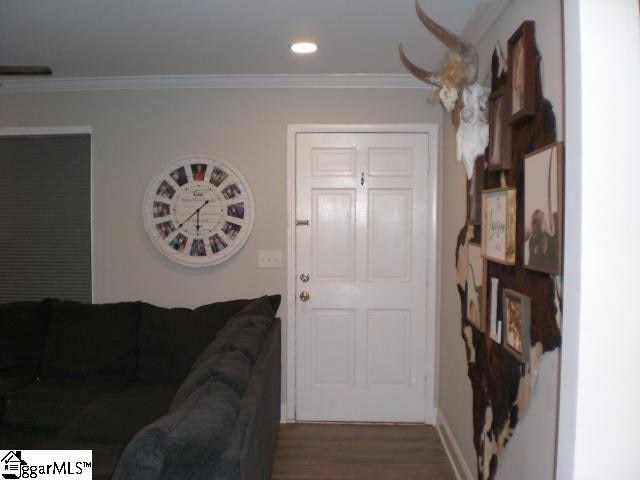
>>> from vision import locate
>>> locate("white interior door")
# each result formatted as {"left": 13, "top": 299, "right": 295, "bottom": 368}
{"left": 295, "top": 132, "right": 430, "bottom": 422}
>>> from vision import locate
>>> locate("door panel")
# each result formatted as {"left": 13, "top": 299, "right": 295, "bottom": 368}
{"left": 368, "top": 148, "right": 414, "bottom": 176}
{"left": 368, "top": 189, "right": 412, "bottom": 281}
{"left": 296, "top": 132, "right": 429, "bottom": 422}
{"left": 367, "top": 309, "right": 411, "bottom": 387}
{"left": 312, "top": 189, "right": 356, "bottom": 281}
{"left": 312, "top": 148, "right": 357, "bottom": 177}
{"left": 312, "top": 309, "right": 356, "bottom": 386}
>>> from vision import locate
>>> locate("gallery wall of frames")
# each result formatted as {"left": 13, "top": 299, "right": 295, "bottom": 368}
{"left": 456, "top": 21, "right": 563, "bottom": 479}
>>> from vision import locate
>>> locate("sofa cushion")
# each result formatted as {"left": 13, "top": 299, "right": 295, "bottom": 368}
{"left": 0, "top": 376, "right": 34, "bottom": 419}
{"left": 0, "top": 425, "right": 59, "bottom": 450}
{"left": 137, "top": 297, "right": 272, "bottom": 383}
{"left": 0, "top": 299, "right": 50, "bottom": 376}
{"left": 40, "top": 300, "right": 139, "bottom": 380}
{"left": 112, "top": 381, "right": 240, "bottom": 480}
{"left": 3, "top": 378, "right": 127, "bottom": 428}
{"left": 43, "top": 440, "right": 124, "bottom": 480}
{"left": 189, "top": 297, "right": 276, "bottom": 371}
{"left": 170, "top": 350, "right": 251, "bottom": 412}
{"left": 60, "top": 382, "right": 178, "bottom": 445}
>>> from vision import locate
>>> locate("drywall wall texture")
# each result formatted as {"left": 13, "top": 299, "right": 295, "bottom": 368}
{"left": 438, "top": 0, "right": 564, "bottom": 479}
{"left": 0, "top": 86, "right": 441, "bottom": 411}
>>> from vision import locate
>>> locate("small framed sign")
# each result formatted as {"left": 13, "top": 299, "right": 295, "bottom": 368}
{"left": 467, "top": 159, "right": 484, "bottom": 225}
{"left": 488, "top": 276, "right": 502, "bottom": 343}
{"left": 487, "top": 87, "right": 511, "bottom": 171}
{"left": 481, "top": 187, "right": 516, "bottom": 265}
{"left": 465, "top": 243, "right": 486, "bottom": 332}
{"left": 502, "top": 289, "right": 531, "bottom": 363}
{"left": 508, "top": 21, "right": 536, "bottom": 124}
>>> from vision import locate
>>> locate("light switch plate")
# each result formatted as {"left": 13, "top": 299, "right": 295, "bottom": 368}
{"left": 258, "top": 249, "right": 282, "bottom": 269}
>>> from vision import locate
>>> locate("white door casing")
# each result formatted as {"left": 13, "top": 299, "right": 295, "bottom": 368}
{"left": 286, "top": 125, "right": 440, "bottom": 424}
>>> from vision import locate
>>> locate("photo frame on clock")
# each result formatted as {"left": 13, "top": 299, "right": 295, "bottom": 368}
{"left": 487, "top": 86, "right": 512, "bottom": 171}
{"left": 508, "top": 21, "right": 536, "bottom": 124}
{"left": 481, "top": 187, "right": 516, "bottom": 265}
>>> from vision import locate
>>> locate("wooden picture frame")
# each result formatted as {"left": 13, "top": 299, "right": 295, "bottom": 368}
{"left": 481, "top": 187, "right": 516, "bottom": 265}
{"left": 502, "top": 289, "right": 531, "bottom": 363}
{"left": 508, "top": 21, "right": 536, "bottom": 124}
{"left": 523, "top": 142, "right": 564, "bottom": 274}
{"left": 487, "top": 87, "right": 512, "bottom": 171}
{"left": 488, "top": 276, "right": 502, "bottom": 343}
{"left": 467, "top": 159, "right": 484, "bottom": 225}
{"left": 465, "top": 243, "right": 486, "bottom": 332}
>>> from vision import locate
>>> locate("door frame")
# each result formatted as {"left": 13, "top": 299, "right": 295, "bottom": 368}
{"left": 285, "top": 124, "right": 441, "bottom": 423}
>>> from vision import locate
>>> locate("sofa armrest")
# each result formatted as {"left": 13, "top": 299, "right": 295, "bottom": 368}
{"left": 213, "top": 318, "right": 281, "bottom": 480}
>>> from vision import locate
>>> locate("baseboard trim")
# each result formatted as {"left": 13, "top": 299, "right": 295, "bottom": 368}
{"left": 436, "top": 408, "right": 474, "bottom": 480}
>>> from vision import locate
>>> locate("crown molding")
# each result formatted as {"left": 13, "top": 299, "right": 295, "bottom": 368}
{"left": 461, "top": 0, "right": 513, "bottom": 44}
{"left": 0, "top": 73, "right": 430, "bottom": 94}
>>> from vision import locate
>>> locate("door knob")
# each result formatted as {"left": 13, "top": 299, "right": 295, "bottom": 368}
{"left": 299, "top": 290, "right": 310, "bottom": 302}
{"left": 300, "top": 273, "right": 310, "bottom": 283}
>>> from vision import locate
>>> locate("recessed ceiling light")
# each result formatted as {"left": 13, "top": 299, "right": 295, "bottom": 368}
{"left": 291, "top": 42, "right": 318, "bottom": 54}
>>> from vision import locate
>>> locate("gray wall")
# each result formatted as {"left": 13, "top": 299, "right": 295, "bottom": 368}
{"left": 0, "top": 86, "right": 441, "bottom": 408}
{"left": 438, "top": 0, "right": 564, "bottom": 478}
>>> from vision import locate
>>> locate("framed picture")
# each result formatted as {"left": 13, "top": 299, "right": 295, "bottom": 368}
{"left": 481, "top": 187, "right": 516, "bottom": 265}
{"left": 488, "top": 276, "right": 502, "bottom": 343}
{"left": 508, "top": 21, "right": 536, "bottom": 124}
{"left": 523, "top": 142, "right": 563, "bottom": 274}
{"left": 502, "top": 289, "right": 531, "bottom": 362}
{"left": 467, "top": 159, "right": 484, "bottom": 225}
{"left": 465, "top": 243, "right": 486, "bottom": 331}
{"left": 487, "top": 87, "right": 511, "bottom": 171}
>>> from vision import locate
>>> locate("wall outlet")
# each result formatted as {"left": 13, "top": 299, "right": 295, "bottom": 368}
{"left": 258, "top": 249, "right": 282, "bottom": 269}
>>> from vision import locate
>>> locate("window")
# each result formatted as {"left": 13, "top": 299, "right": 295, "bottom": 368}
{"left": 0, "top": 134, "right": 92, "bottom": 303}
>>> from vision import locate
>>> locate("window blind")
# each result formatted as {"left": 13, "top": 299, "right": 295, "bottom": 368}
{"left": 0, "top": 134, "right": 92, "bottom": 303}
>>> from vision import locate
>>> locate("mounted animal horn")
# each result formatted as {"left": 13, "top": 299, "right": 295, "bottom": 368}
{"left": 398, "top": 44, "right": 443, "bottom": 88}
{"left": 413, "top": 0, "right": 478, "bottom": 85}
{"left": 399, "top": 0, "right": 490, "bottom": 181}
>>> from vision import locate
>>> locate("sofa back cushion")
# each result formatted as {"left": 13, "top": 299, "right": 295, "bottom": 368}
{"left": 136, "top": 296, "right": 277, "bottom": 383}
{"left": 112, "top": 381, "right": 240, "bottom": 480}
{"left": 0, "top": 299, "right": 51, "bottom": 376}
{"left": 189, "top": 296, "right": 276, "bottom": 372}
{"left": 40, "top": 300, "right": 139, "bottom": 380}
{"left": 169, "top": 350, "right": 252, "bottom": 412}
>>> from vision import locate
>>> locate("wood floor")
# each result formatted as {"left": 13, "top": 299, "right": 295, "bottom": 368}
{"left": 271, "top": 423, "right": 456, "bottom": 480}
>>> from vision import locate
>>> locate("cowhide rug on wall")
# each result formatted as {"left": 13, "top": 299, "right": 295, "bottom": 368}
{"left": 455, "top": 45, "right": 562, "bottom": 480}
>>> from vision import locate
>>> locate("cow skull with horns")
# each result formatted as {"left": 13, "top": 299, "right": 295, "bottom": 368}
{"left": 400, "top": 0, "right": 489, "bottom": 179}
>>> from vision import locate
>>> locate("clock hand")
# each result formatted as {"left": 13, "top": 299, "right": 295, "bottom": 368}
{"left": 196, "top": 210, "right": 200, "bottom": 234}
{"left": 177, "top": 200, "right": 209, "bottom": 229}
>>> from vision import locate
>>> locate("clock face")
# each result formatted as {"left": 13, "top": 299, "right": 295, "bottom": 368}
{"left": 143, "top": 155, "right": 254, "bottom": 267}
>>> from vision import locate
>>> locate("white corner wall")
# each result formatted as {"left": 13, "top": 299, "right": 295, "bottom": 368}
{"left": 0, "top": 86, "right": 442, "bottom": 414}
{"left": 437, "top": 0, "right": 564, "bottom": 478}
{"left": 557, "top": 0, "right": 640, "bottom": 478}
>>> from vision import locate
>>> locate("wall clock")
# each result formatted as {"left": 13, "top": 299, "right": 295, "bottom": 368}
{"left": 143, "top": 155, "right": 254, "bottom": 267}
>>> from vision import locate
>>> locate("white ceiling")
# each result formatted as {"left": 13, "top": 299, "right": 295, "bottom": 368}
{"left": 0, "top": 0, "right": 484, "bottom": 78}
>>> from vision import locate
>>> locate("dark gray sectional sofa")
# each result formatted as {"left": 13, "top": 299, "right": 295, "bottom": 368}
{"left": 0, "top": 295, "right": 281, "bottom": 479}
